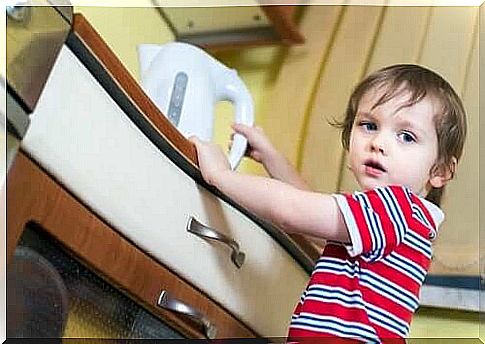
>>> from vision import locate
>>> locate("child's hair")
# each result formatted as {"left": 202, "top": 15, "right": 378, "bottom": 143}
{"left": 335, "top": 64, "right": 467, "bottom": 205}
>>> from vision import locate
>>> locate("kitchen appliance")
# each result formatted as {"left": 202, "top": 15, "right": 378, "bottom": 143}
{"left": 4, "top": 0, "right": 73, "bottom": 342}
{"left": 7, "top": 246, "right": 69, "bottom": 338}
{"left": 138, "top": 42, "right": 254, "bottom": 170}
{"left": 5, "top": 3, "right": 72, "bottom": 175}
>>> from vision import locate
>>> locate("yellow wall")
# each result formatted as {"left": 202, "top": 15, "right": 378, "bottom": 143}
{"left": 71, "top": 5, "right": 481, "bottom": 339}
{"left": 75, "top": 6, "right": 175, "bottom": 80}
{"left": 212, "top": 47, "right": 283, "bottom": 175}
{"left": 411, "top": 307, "right": 479, "bottom": 339}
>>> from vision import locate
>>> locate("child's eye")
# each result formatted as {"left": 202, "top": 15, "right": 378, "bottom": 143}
{"left": 359, "top": 121, "right": 377, "bottom": 131}
{"left": 398, "top": 131, "right": 416, "bottom": 143}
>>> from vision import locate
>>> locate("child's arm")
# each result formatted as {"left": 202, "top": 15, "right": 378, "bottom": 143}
{"left": 231, "top": 124, "right": 310, "bottom": 191}
{"left": 191, "top": 136, "right": 350, "bottom": 243}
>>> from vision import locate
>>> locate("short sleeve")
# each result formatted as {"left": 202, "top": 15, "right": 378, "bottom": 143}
{"left": 333, "top": 185, "right": 418, "bottom": 262}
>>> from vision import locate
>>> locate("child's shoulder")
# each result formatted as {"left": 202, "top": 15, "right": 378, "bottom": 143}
{"left": 340, "top": 184, "right": 444, "bottom": 229}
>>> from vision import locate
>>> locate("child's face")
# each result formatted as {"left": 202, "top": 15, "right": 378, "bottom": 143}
{"left": 348, "top": 87, "right": 443, "bottom": 197}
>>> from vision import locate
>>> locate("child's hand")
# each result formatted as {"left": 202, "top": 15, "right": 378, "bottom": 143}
{"left": 189, "top": 136, "right": 231, "bottom": 186}
{"left": 230, "top": 123, "right": 277, "bottom": 164}
{"left": 231, "top": 123, "right": 310, "bottom": 190}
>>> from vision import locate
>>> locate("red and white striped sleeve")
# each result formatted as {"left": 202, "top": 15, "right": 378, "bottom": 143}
{"left": 332, "top": 185, "right": 418, "bottom": 261}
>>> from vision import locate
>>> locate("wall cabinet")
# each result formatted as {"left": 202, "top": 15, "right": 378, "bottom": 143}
{"left": 158, "top": 5, "right": 305, "bottom": 50}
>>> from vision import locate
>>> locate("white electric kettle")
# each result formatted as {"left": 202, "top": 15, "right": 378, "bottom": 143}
{"left": 138, "top": 42, "right": 254, "bottom": 170}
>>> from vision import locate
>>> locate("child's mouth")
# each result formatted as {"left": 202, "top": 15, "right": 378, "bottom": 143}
{"left": 364, "top": 160, "right": 386, "bottom": 177}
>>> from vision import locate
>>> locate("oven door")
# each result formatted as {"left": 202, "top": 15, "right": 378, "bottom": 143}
{"left": 8, "top": 225, "right": 185, "bottom": 339}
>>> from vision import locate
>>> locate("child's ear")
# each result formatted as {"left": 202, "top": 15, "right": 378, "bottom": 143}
{"left": 429, "top": 157, "right": 457, "bottom": 188}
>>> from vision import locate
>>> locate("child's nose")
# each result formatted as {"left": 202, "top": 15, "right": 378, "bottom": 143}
{"left": 370, "top": 135, "right": 386, "bottom": 155}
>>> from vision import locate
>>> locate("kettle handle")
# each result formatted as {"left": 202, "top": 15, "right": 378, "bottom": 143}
{"left": 215, "top": 69, "right": 254, "bottom": 170}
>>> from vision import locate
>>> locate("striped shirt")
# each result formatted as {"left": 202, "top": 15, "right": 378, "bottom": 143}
{"left": 288, "top": 185, "right": 444, "bottom": 343}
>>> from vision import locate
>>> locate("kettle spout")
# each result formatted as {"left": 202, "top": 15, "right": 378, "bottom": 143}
{"left": 137, "top": 44, "right": 164, "bottom": 76}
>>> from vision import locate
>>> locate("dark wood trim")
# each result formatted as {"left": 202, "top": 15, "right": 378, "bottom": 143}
{"left": 7, "top": 152, "right": 257, "bottom": 338}
{"left": 261, "top": 6, "right": 305, "bottom": 45}
{"left": 72, "top": 14, "right": 198, "bottom": 167}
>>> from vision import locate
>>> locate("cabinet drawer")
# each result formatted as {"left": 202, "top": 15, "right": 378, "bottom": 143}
{"left": 7, "top": 153, "right": 255, "bottom": 338}
{"left": 21, "top": 44, "right": 309, "bottom": 336}
{"left": 189, "top": 187, "right": 309, "bottom": 335}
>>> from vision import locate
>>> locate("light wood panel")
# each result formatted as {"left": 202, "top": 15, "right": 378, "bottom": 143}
{"left": 296, "top": 6, "right": 479, "bottom": 276}
{"left": 419, "top": 7, "right": 477, "bottom": 93}
{"left": 262, "top": 6, "right": 344, "bottom": 168}
{"left": 340, "top": 7, "right": 432, "bottom": 193}
{"left": 417, "top": 7, "right": 478, "bottom": 276}
{"left": 479, "top": 2, "right": 484, "bottom": 323}
{"left": 300, "top": 6, "right": 385, "bottom": 193}
{"left": 366, "top": 7, "right": 432, "bottom": 71}
{"left": 430, "top": 15, "right": 479, "bottom": 276}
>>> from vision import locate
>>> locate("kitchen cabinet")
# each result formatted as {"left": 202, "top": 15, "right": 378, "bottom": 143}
{"left": 158, "top": 5, "right": 305, "bottom": 50}
{"left": 7, "top": 152, "right": 255, "bottom": 338}
{"left": 7, "top": 13, "right": 313, "bottom": 338}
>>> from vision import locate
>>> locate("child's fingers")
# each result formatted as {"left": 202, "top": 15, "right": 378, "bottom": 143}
{"left": 231, "top": 123, "right": 252, "bottom": 135}
{"left": 190, "top": 135, "right": 211, "bottom": 144}
{"left": 188, "top": 135, "right": 202, "bottom": 147}
{"left": 232, "top": 123, "right": 265, "bottom": 138}
{"left": 188, "top": 136, "right": 207, "bottom": 153}
{"left": 232, "top": 125, "right": 259, "bottom": 145}
{"left": 188, "top": 135, "right": 198, "bottom": 144}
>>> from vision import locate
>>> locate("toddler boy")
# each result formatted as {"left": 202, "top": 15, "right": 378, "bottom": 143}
{"left": 190, "top": 64, "right": 467, "bottom": 342}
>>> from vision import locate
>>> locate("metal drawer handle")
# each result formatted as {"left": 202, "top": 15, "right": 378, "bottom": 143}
{"left": 157, "top": 290, "right": 217, "bottom": 339}
{"left": 187, "top": 216, "right": 245, "bottom": 268}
